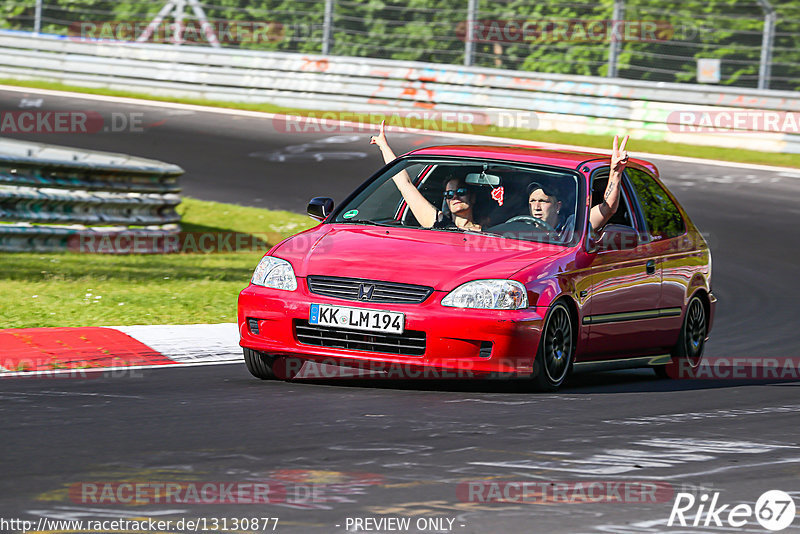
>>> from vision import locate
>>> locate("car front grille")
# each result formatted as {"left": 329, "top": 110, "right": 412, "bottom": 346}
{"left": 307, "top": 276, "right": 433, "bottom": 304}
{"left": 295, "top": 320, "right": 426, "bottom": 356}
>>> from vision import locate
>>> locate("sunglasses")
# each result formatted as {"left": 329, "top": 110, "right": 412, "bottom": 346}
{"left": 444, "top": 187, "right": 469, "bottom": 200}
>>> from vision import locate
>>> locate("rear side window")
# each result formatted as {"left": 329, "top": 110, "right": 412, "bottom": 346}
{"left": 628, "top": 169, "right": 686, "bottom": 240}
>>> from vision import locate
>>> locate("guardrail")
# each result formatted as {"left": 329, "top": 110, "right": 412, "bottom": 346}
{"left": 0, "top": 30, "right": 798, "bottom": 153}
{"left": 0, "top": 136, "right": 183, "bottom": 252}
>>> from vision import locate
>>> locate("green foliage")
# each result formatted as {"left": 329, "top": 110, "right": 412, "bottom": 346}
{"left": 1, "top": 0, "right": 798, "bottom": 90}
{"left": 0, "top": 0, "right": 34, "bottom": 28}
{"left": 0, "top": 197, "right": 316, "bottom": 328}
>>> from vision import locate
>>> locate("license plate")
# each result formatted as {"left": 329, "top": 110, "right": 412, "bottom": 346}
{"left": 309, "top": 304, "right": 404, "bottom": 334}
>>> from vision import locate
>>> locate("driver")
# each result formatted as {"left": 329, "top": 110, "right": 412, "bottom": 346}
{"left": 528, "top": 182, "right": 566, "bottom": 230}
{"left": 524, "top": 181, "right": 574, "bottom": 242}
{"left": 527, "top": 181, "right": 562, "bottom": 229}
{"left": 370, "top": 120, "right": 481, "bottom": 231}
{"left": 526, "top": 135, "right": 630, "bottom": 241}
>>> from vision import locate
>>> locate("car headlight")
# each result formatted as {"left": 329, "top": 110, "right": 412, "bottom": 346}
{"left": 251, "top": 256, "right": 297, "bottom": 291}
{"left": 441, "top": 280, "right": 528, "bottom": 310}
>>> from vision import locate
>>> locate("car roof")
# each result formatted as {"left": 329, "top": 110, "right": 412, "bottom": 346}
{"left": 404, "top": 144, "right": 658, "bottom": 177}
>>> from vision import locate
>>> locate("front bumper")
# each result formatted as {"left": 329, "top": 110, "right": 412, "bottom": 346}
{"left": 238, "top": 280, "right": 545, "bottom": 377}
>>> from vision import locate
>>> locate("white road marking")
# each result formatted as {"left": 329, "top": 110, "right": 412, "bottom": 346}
{"left": 592, "top": 517, "right": 770, "bottom": 533}
{"left": 329, "top": 444, "right": 433, "bottom": 454}
{"left": 444, "top": 399, "right": 544, "bottom": 405}
{"left": 0, "top": 391, "right": 142, "bottom": 399}
{"left": 654, "top": 456, "right": 800, "bottom": 480}
{"left": 26, "top": 506, "right": 187, "bottom": 520}
{"left": 18, "top": 97, "right": 43, "bottom": 108}
{"left": 0, "top": 359, "right": 240, "bottom": 379}
{"left": 470, "top": 438, "right": 797, "bottom": 476}
{"left": 603, "top": 404, "right": 800, "bottom": 425}
{"left": 641, "top": 437, "right": 799, "bottom": 454}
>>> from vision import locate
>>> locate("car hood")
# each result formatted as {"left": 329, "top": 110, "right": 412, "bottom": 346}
{"left": 272, "top": 224, "right": 563, "bottom": 291}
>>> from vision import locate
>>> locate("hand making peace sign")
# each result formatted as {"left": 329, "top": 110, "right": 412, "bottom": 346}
{"left": 611, "top": 134, "right": 630, "bottom": 175}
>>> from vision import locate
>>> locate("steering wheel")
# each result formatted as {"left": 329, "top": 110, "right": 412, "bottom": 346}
{"left": 503, "top": 215, "right": 555, "bottom": 232}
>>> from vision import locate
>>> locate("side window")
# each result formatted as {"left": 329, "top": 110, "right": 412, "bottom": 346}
{"left": 628, "top": 169, "right": 686, "bottom": 240}
{"left": 591, "top": 171, "right": 634, "bottom": 228}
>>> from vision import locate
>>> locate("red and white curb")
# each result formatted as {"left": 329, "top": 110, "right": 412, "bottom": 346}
{"left": 0, "top": 323, "right": 241, "bottom": 377}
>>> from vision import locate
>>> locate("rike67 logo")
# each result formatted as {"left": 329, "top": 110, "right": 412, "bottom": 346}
{"left": 668, "top": 490, "right": 796, "bottom": 531}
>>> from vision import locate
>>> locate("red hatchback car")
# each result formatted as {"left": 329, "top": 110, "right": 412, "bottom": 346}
{"left": 238, "top": 145, "right": 715, "bottom": 391}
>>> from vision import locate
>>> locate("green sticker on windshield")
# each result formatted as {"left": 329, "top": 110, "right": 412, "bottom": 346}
{"left": 343, "top": 209, "right": 359, "bottom": 219}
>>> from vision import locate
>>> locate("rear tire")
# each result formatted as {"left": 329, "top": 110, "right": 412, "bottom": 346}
{"left": 243, "top": 348, "right": 276, "bottom": 380}
{"left": 653, "top": 295, "right": 707, "bottom": 379}
{"left": 530, "top": 301, "right": 575, "bottom": 392}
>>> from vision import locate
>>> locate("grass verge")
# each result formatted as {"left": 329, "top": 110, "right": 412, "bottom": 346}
{"left": 2, "top": 78, "right": 798, "bottom": 169}
{"left": 0, "top": 198, "right": 316, "bottom": 328}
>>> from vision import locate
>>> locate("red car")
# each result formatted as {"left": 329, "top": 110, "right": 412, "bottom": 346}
{"left": 238, "top": 145, "right": 715, "bottom": 391}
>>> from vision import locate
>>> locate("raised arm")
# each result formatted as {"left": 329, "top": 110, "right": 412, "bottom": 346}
{"left": 370, "top": 120, "right": 438, "bottom": 227}
{"left": 589, "top": 135, "right": 629, "bottom": 232}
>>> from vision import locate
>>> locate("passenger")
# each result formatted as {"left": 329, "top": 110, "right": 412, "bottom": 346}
{"left": 370, "top": 120, "right": 481, "bottom": 231}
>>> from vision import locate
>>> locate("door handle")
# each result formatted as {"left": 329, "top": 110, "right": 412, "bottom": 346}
{"left": 646, "top": 260, "right": 656, "bottom": 275}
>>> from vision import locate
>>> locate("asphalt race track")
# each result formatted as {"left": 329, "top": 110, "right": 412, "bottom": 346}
{"left": 1, "top": 87, "right": 800, "bottom": 533}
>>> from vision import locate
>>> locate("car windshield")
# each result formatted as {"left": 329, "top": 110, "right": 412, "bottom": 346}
{"left": 331, "top": 157, "right": 583, "bottom": 246}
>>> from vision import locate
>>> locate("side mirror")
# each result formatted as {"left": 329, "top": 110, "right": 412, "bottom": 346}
{"left": 593, "top": 224, "right": 639, "bottom": 252}
{"left": 307, "top": 197, "right": 334, "bottom": 221}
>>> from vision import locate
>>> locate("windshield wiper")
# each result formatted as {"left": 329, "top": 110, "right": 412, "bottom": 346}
{"left": 342, "top": 219, "right": 400, "bottom": 228}
{"left": 429, "top": 227, "right": 503, "bottom": 238}
{"left": 461, "top": 229, "right": 503, "bottom": 238}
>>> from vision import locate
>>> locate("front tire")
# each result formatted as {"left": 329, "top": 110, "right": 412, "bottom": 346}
{"left": 531, "top": 301, "right": 575, "bottom": 392}
{"left": 654, "top": 295, "right": 707, "bottom": 378}
{"left": 243, "top": 348, "right": 276, "bottom": 380}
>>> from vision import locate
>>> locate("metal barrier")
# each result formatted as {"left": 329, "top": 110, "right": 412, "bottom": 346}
{"left": 15, "top": 0, "right": 800, "bottom": 92}
{"left": 0, "top": 136, "right": 183, "bottom": 252}
{"left": 0, "top": 30, "right": 798, "bottom": 153}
